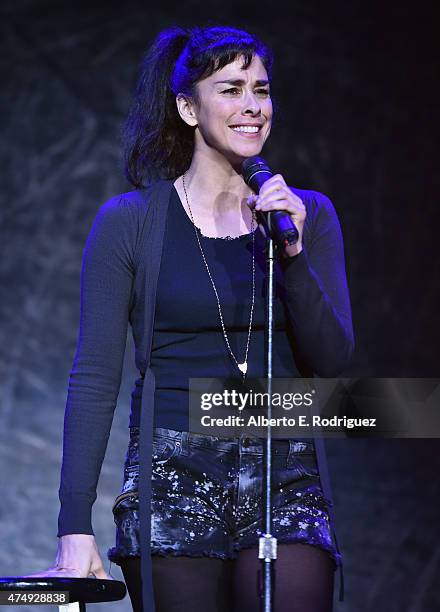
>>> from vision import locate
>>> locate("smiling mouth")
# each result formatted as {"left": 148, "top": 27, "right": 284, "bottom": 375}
{"left": 229, "top": 125, "right": 262, "bottom": 135}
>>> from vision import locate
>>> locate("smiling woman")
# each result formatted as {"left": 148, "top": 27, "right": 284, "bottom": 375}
{"left": 48, "top": 24, "right": 353, "bottom": 612}
{"left": 172, "top": 53, "right": 274, "bottom": 239}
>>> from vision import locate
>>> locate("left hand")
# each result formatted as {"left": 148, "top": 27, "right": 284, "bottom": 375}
{"left": 247, "top": 174, "right": 306, "bottom": 256}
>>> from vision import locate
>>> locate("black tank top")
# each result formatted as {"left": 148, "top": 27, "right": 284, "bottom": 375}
{"left": 130, "top": 185, "right": 298, "bottom": 429}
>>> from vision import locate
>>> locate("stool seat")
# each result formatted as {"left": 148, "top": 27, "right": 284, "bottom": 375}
{"left": 0, "top": 576, "right": 127, "bottom": 611}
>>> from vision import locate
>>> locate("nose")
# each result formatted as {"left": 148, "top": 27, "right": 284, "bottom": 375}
{"left": 242, "top": 89, "right": 261, "bottom": 116}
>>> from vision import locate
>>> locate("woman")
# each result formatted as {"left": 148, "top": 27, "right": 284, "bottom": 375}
{"left": 35, "top": 25, "right": 354, "bottom": 612}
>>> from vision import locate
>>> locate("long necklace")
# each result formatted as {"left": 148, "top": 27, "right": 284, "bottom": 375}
{"left": 182, "top": 172, "right": 255, "bottom": 379}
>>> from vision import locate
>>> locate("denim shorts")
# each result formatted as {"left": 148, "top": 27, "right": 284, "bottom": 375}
{"left": 107, "top": 427, "right": 341, "bottom": 569}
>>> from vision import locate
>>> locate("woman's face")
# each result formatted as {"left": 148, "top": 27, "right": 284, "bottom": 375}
{"left": 179, "top": 54, "right": 273, "bottom": 166}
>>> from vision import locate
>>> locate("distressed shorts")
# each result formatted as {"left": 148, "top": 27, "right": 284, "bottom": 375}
{"left": 107, "top": 427, "right": 341, "bottom": 569}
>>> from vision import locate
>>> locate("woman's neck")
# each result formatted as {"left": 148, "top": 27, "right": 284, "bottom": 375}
{"left": 185, "top": 153, "right": 251, "bottom": 206}
{"left": 174, "top": 150, "right": 253, "bottom": 236}
{"left": 173, "top": 153, "right": 255, "bottom": 238}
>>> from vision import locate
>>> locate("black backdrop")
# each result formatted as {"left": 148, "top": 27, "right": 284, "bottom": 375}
{"left": 1, "top": 1, "right": 439, "bottom": 611}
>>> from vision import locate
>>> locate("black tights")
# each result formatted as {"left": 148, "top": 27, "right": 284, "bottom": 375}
{"left": 120, "top": 543, "right": 335, "bottom": 612}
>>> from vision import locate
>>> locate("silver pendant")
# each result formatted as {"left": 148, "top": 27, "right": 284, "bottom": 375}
{"left": 238, "top": 362, "right": 248, "bottom": 375}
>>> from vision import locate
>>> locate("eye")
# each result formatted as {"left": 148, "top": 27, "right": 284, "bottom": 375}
{"left": 256, "top": 89, "right": 270, "bottom": 97}
{"left": 222, "top": 87, "right": 240, "bottom": 95}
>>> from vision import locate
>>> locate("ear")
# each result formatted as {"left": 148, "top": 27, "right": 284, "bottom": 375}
{"left": 176, "top": 93, "right": 198, "bottom": 127}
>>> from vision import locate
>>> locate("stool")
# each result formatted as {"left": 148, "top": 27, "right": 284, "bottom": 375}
{"left": 0, "top": 576, "right": 127, "bottom": 611}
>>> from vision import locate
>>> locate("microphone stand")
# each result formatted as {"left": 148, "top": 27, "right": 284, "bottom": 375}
{"left": 257, "top": 211, "right": 298, "bottom": 611}
{"left": 240, "top": 157, "right": 299, "bottom": 611}
{"left": 258, "top": 231, "right": 277, "bottom": 612}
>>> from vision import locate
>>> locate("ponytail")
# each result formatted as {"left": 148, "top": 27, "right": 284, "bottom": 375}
{"left": 123, "top": 27, "right": 193, "bottom": 187}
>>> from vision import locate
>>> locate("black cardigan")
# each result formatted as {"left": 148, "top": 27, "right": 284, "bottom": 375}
{"left": 57, "top": 179, "right": 354, "bottom": 608}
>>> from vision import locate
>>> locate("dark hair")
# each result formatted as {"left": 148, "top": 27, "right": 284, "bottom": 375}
{"left": 123, "top": 25, "right": 274, "bottom": 187}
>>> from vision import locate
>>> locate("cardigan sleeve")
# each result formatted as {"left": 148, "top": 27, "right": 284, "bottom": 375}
{"left": 280, "top": 191, "right": 354, "bottom": 377}
{"left": 57, "top": 195, "right": 136, "bottom": 536}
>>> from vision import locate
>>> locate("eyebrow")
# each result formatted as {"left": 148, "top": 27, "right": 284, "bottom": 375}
{"left": 214, "top": 78, "right": 270, "bottom": 86}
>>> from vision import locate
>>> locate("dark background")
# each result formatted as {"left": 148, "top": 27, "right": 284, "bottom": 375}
{"left": 1, "top": 1, "right": 439, "bottom": 611}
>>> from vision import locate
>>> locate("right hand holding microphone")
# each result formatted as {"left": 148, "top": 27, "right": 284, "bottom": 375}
{"left": 246, "top": 172, "right": 306, "bottom": 257}
{"left": 242, "top": 157, "right": 305, "bottom": 256}
{"left": 24, "top": 534, "right": 114, "bottom": 580}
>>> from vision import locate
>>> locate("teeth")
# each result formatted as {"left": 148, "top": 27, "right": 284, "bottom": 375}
{"left": 231, "top": 126, "right": 260, "bottom": 133}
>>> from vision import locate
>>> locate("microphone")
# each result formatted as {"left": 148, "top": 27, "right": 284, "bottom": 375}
{"left": 242, "top": 156, "right": 299, "bottom": 249}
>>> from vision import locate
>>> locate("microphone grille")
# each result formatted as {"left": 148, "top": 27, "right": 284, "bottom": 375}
{"left": 241, "top": 156, "right": 270, "bottom": 181}
{"left": 241, "top": 156, "right": 273, "bottom": 191}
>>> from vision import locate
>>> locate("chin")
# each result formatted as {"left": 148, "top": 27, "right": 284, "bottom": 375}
{"left": 229, "top": 145, "right": 264, "bottom": 165}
